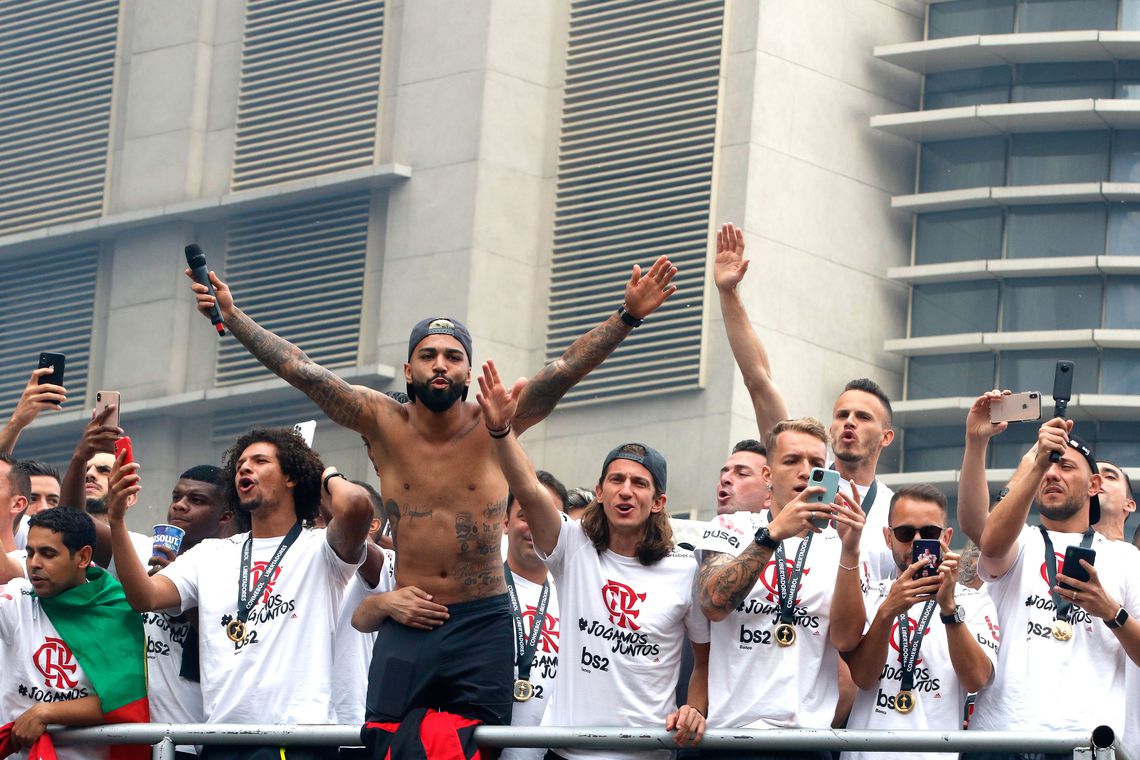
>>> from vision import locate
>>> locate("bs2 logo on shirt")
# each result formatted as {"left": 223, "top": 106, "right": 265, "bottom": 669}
{"left": 601, "top": 579, "right": 646, "bottom": 630}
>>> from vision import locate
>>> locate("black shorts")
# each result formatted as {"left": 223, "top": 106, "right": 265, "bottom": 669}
{"left": 364, "top": 592, "right": 514, "bottom": 727}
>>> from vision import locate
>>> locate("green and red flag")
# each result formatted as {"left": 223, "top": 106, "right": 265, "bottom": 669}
{"left": 38, "top": 566, "right": 150, "bottom": 760}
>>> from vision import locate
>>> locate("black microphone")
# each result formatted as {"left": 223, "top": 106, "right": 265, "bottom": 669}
{"left": 184, "top": 244, "right": 226, "bottom": 336}
{"left": 1049, "top": 360, "right": 1074, "bottom": 463}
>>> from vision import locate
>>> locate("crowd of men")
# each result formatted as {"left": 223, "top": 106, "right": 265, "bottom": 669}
{"left": 1, "top": 223, "right": 1139, "bottom": 760}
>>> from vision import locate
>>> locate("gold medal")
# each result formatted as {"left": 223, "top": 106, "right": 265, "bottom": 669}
{"left": 226, "top": 619, "right": 247, "bottom": 642}
{"left": 1051, "top": 619, "right": 1073, "bottom": 641}
{"left": 895, "top": 690, "right": 916, "bottom": 714}
{"left": 775, "top": 623, "right": 796, "bottom": 647}
{"left": 513, "top": 679, "right": 535, "bottom": 702}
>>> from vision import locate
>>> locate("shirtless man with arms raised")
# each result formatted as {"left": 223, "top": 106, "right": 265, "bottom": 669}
{"left": 187, "top": 257, "right": 678, "bottom": 728}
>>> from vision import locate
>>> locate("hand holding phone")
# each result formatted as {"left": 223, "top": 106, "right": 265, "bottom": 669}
{"left": 95, "top": 391, "right": 121, "bottom": 430}
{"left": 913, "top": 539, "right": 942, "bottom": 580}
{"left": 989, "top": 391, "right": 1041, "bottom": 425}
{"left": 37, "top": 352, "right": 66, "bottom": 387}
{"left": 806, "top": 468, "right": 840, "bottom": 528}
{"left": 1059, "top": 546, "right": 1095, "bottom": 591}
{"left": 114, "top": 436, "right": 134, "bottom": 466}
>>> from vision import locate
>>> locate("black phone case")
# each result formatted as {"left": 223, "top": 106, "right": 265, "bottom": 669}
{"left": 37, "top": 352, "right": 66, "bottom": 387}
{"left": 1059, "top": 546, "right": 1095, "bottom": 589}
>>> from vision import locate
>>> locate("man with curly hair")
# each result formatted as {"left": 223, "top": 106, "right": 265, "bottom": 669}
{"left": 105, "top": 428, "right": 372, "bottom": 760}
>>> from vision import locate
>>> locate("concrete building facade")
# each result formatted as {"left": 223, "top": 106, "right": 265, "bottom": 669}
{"left": 1, "top": 0, "right": 926, "bottom": 532}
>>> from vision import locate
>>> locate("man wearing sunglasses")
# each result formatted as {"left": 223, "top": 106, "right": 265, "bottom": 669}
{"left": 841, "top": 485, "right": 997, "bottom": 760}
{"left": 957, "top": 395, "right": 1140, "bottom": 755}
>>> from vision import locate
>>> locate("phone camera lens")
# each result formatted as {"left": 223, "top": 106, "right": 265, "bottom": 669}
{"left": 812, "top": 472, "right": 822, "bottom": 481}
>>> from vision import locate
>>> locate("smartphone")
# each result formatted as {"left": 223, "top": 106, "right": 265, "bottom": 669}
{"left": 114, "top": 436, "right": 134, "bottom": 466}
{"left": 95, "top": 391, "right": 121, "bottom": 428}
{"left": 294, "top": 420, "right": 316, "bottom": 447}
{"left": 37, "top": 352, "right": 66, "bottom": 387}
{"left": 806, "top": 467, "right": 840, "bottom": 528}
{"left": 913, "top": 539, "right": 942, "bottom": 580}
{"left": 989, "top": 391, "right": 1042, "bottom": 424}
{"left": 1059, "top": 546, "right": 1096, "bottom": 591}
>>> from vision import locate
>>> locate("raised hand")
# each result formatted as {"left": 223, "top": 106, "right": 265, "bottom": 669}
{"left": 183, "top": 268, "right": 235, "bottom": 322}
{"left": 713, "top": 222, "right": 749, "bottom": 292}
{"left": 8, "top": 367, "right": 67, "bottom": 426}
{"left": 74, "top": 405, "right": 123, "bottom": 462}
{"left": 476, "top": 360, "right": 527, "bottom": 432}
{"left": 936, "top": 546, "right": 960, "bottom": 612}
{"left": 623, "top": 255, "right": 678, "bottom": 320}
{"left": 107, "top": 449, "right": 141, "bottom": 525}
{"left": 880, "top": 557, "right": 943, "bottom": 619}
{"left": 831, "top": 489, "right": 867, "bottom": 556}
{"left": 965, "top": 390, "right": 1011, "bottom": 443}
{"left": 1033, "top": 417, "right": 1072, "bottom": 470}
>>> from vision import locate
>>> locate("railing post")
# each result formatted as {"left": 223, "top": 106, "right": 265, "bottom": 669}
{"left": 152, "top": 736, "right": 176, "bottom": 760}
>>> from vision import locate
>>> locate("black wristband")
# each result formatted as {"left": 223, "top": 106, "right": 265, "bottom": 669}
{"left": 322, "top": 471, "right": 347, "bottom": 495}
{"left": 617, "top": 304, "right": 643, "bottom": 328}
{"left": 754, "top": 527, "right": 779, "bottom": 550}
{"left": 487, "top": 423, "right": 512, "bottom": 439}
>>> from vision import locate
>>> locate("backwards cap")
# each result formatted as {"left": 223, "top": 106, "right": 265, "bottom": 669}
{"left": 1066, "top": 434, "right": 1101, "bottom": 525}
{"left": 407, "top": 317, "right": 472, "bottom": 363}
{"left": 601, "top": 443, "right": 667, "bottom": 493}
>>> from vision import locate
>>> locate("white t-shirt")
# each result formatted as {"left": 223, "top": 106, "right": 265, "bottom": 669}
{"left": 840, "top": 477, "right": 895, "bottom": 582}
{"left": 144, "top": 610, "right": 203, "bottom": 755}
{"left": 107, "top": 531, "right": 155, "bottom": 581}
{"left": 7, "top": 549, "right": 27, "bottom": 579}
{"left": 332, "top": 548, "right": 397, "bottom": 726}
{"left": 160, "top": 527, "right": 361, "bottom": 725}
{"left": 0, "top": 579, "right": 105, "bottom": 760}
{"left": 503, "top": 571, "right": 561, "bottom": 760}
{"left": 538, "top": 520, "right": 709, "bottom": 760}
{"left": 842, "top": 583, "right": 999, "bottom": 760}
{"left": 972, "top": 525, "right": 1140, "bottom": 732}
{"left": 696, "top": 511, "right": 864, "bottom": 730}
{"left": 14, "top": 515, "right": 28, "bottom": 550}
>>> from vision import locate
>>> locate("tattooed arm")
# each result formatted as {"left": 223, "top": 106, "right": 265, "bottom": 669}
{"left": 697, "top": 546, "right": 774, "bottom": 622}
{"left": 185, "top": 269, "right": 385, "bottom": 435}
{"left": 513, "top": 256, "right": 678, "bottom": 434}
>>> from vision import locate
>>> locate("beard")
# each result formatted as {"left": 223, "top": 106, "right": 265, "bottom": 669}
{"left": 1037, "top": 492, "right": 1084, "bottom": 522}
{"left": 85, "top": 497, "right": 107, "bottom": 515}
{"left": 236, "top": 494, "right": 263, "bottom": 514}
{"left": 410, "top": 376, "right": 466, "bottom": 413}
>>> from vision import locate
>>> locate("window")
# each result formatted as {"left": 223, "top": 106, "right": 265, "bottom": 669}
{"left": 901, "top": 425, "right": 967, "bottom": 472}
{"left": 928, "top": 0, "right": 1015, "bottom": 39}
{"left": 1015, "top": 0, "right": 1117, "bottom": 32}
{"left": 998, "top": 349, "right": 1099, "bottom": 397}
{"left": 912, "top": 282, "right": 1000, "bottom": 337}
{"left": 915, "top": 209, "right": 1004, "bottom": 265}
{"left": 1103, "top": 350, "right": 1140, "bottom": 394}
{"left": 924, "top": 68, "right": 1011, "bottom": 110}
{"left": 1009, "top": 132, "right": 1110, "bottom": 186}
{"left": 1111, "top": 131, "right": 1140, "bottom": 182}
{"left": 1006, "top": 204, "right": 1106, "bottom": 258}
{"left": 920, "top": 137, "right": 1007, "bottom": 193}
{"left": 1105, "top": 277, "right": 1140, "bottom": 328}
{"left": 1107, "top": 204, "right": 1140, "bottom": 254}
{"left": 1012, "top": 62, "right": 1114, "bottom": 102}
{"left": 907, "top": 354, "right": 995, "bottom": 400}
{"left": 1002, "top": 277, "right": 1102, "bottom": 331}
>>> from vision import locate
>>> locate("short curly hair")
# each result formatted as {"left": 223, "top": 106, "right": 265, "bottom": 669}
{"left": 220, "top": 428, "right": 325, "bottom": 523}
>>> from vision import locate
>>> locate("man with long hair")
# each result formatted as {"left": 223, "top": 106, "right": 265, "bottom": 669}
{"left": 475, "top": 360, "right": 708, "bottom": 760}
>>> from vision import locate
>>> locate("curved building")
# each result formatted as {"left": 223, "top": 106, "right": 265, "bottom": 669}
{"left": 873, "top": 0, "right": 1140, "bottom": 538}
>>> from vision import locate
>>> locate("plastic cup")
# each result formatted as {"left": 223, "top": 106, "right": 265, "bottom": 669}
{"left": 152, "top": 524, "right": 186, "bottom": 558}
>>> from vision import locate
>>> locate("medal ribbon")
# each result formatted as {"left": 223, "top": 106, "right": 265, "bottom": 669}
{"left": 503, "top": 562, "right": 551, "bottom": 683}
{"left": 897, "top": 599, "right": 937, "bottom": 692}
{"left": 1038, "top": 526, "right": 1095, "bottom": 624}
{"left": 236, "top": 521, "right": 303, "bottom": 625}
{"left": 829, "top": 466, "right": 878, "bottom": 517}
{"left": 774, "top": 533, "right": 813, "bottom": 626}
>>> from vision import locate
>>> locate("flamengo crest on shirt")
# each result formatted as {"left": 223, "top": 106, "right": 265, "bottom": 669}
{"left": 34, "top": 636, "right": 79, "bottom": 689}
{"left": 601, "top": 579, "right": 645, "bottom": 630}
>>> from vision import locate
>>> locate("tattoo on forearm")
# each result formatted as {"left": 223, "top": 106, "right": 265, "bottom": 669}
{"left": 515, "top": 317, "right": 628, "bottom": 422}
{"left": 698, "top": 549, "right": 768, "bottom": 616}
{"left": 227, "top": 311, "right": 364, "bottom": 428}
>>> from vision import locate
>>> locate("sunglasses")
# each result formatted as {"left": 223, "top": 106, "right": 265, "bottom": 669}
{"left": 889, "top": 524, "right": 943, "bottom": 542}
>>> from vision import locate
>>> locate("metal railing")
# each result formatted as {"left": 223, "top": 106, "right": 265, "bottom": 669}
{"left": 46, "top": 723, "right": 1131, "bottom": 759}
